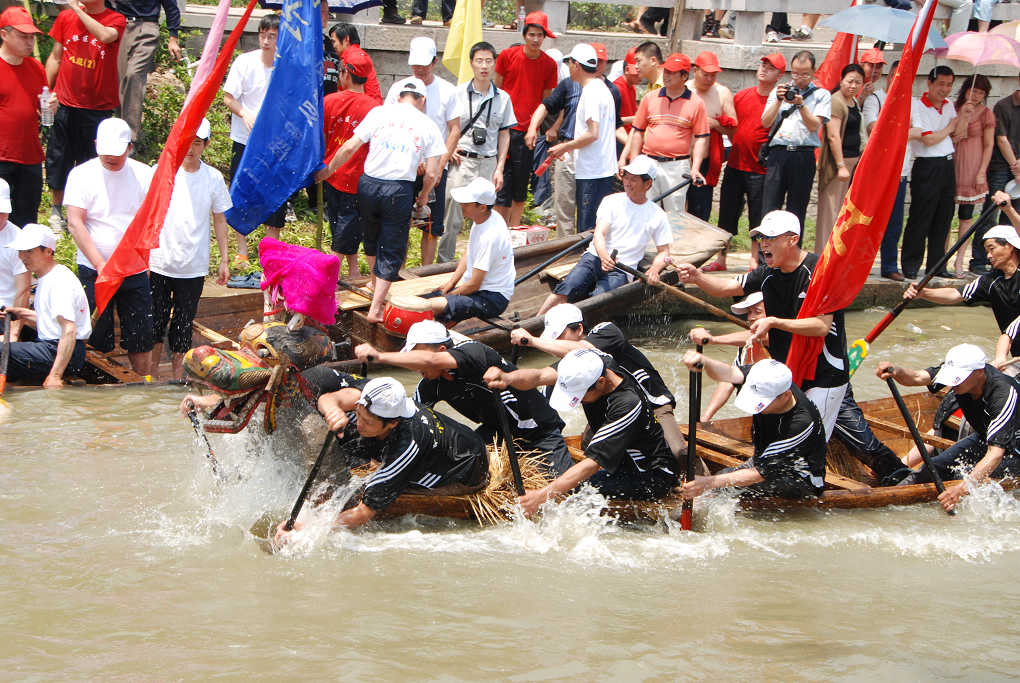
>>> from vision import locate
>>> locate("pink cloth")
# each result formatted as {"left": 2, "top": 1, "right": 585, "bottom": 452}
{"left": 258, "top": 238, "right": 340, "bottom": 325}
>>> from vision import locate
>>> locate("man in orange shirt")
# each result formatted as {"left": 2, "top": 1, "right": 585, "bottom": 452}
{"left": 620, "top": 53, "right": 708, "bottom": 216}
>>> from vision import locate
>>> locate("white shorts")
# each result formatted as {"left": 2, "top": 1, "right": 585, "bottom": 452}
{"left": 804, "top": 383, "right": 848, "bottom": 442}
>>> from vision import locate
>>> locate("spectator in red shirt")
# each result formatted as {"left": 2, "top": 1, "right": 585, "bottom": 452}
{"left": 322, "top": 47, "right": 379, "bottom": 278}
{"left": 328, "top": 22, "right": 382, "bottom": 103}
{"left": 614, "top": 46, "right": 640, "bottom": 133}
{"left": 44, "top": 0, "right": 125, "bottom": 232}
{"left": 716, "top": 53, "right": 784, "bottom": 270}
{"left": 0, "top": 7, "right": 48, "bottom": 229}
{"left": 493, "top": 11, "right": 558, "bottom": 227}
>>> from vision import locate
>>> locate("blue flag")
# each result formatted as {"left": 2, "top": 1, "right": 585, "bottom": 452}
{"left": 226, "top": 0, "right": 324, "bottom": 235}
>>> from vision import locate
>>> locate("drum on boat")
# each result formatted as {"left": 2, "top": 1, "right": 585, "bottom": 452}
{"left": 383, "top": 294, "right": 435, "bottom": 337}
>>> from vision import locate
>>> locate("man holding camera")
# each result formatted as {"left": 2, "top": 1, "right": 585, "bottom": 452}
{"left": 760, "top": 50, "right": 831, "bottom": 233}
{"left": 437, "top": 41, "right": 516, "bottom": 265}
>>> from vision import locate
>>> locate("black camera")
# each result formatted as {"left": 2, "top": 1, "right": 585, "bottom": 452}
{"left": 783, "top": 83, "right": 802, "bottom": 102}
{"left": 471, "top": 126, "right": 487, "bottom": 146}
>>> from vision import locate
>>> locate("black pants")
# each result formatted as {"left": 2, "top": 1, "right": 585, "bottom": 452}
{"left": 902, "top": 156, "right": 955, "bottom": 277}
{"left": 767, "top": 13, "right": 791, "bottom": 34}
{"left": 718, "top": 166, "right": 765, "bottom": 235}
{"left": 763, "top": 147, "right": 815, "bottom": 235}
{"left": 970, "top": 165, "right": 1020, "bottom": 270}
{"left": 411, "top": 0, "right": 454, "bottom": 21}
{"left": 496, "top": 129, "right": 533, "bottom": 206}
{"left": 686, "top": 183, "right": 713, "bottom": 221}
{"left": 832, "top": 385, "right": 904, "bottom": 479}
{"left": 45, "top": 106, "right": 112, "bottom": 191}
{"left": 149, "top": 272, "right": 205, "bottom": 354}
{"left": 908, "top": 432, "right": 1020, "bottom": 483}
{"left": 0, "top": 161, "right": 42, "bottom": 228}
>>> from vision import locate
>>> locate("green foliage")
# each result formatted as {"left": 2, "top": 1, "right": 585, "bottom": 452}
{"left": 27, "top": 4, "right": 55, "bottom": 63}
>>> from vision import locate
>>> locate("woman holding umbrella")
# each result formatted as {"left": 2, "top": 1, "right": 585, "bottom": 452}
{"left": 951, "top": 74, "right": 995, "bottom": 277}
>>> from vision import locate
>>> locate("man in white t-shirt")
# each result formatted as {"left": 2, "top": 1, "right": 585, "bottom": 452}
{"left": 427, "top": 177, "right": 514, "bottom": 324}
{"left": 318, "top": 77, "right": 445, "bottom": 323}
{"left": 222, "top": 13, "right": 282, "bottom": 263}
{"left": 538, "top": 155, "right": 672, "bottom": 314}
{"left": 3, "top": 223, "right": 91, "bottom": 387}
{"left": 384, "top": 37, "right": 462, "bottom": 266}
{"left": 0, "top": 179, "right": 30, "bottom": 341}
{"left": 547, "top": 43, "right": 618, "bottom": 234}
{"left": 64, "top": 116, "right": 154, "bottom": 375}
{"left": 148, "top": 118, "right": 232, "bottom": 379}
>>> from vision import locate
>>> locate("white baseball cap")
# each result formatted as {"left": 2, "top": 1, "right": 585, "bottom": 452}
{"left": 196, "top": 117, "right": 212, "bottom": 141}
{"left": 549, "top": 348, "right": 606, "bottom": 411}
{"left": 749, "top": 210, "right": 801, "bottom": 238}
{"left": 450, "top": 177, "right": 497, "bottom": 206}
{"left": 0, "top": 177, "right": 10, "bottom": 214}
{"left": 541, "top": 303, "right": 583, "bottom": 340}
{"left": 731, "top": 291, "right": 764, "bottom": 314}
{"left": 400, "top": 319, "right": 453, "bottom": 352}
{"left": 546, "top": 47, "right": 564, "bottom": 65}
{"left": 408, "top": 36, "right": 438, "bottom": 66}
{"left": 982, "top": 225, "right": 1020, "bottom": 250}
{"left": 567, "top": 43, "right": 598, "bottom": 69}
{"left": 397, "top": 76, "right": 427, "bottom": 97}
{"left": 621, "top": 154, "right": 658, "bottom": 180}
{"left": 933, "top": 343, "right": 987, "bottom": 387}
{"left": 356, "top": 377, "right": 418, "bottom": 419}
{"left": 9, "top": 222, "right": 58, "bottom": 251}
{"left": 734, "top": 359, "right": 792, "bottom": 415}
{"left": 95, "top": 117, "right": 133, "bottom": 156}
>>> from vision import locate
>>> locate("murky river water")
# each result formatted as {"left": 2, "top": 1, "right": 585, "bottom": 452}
{"left": 4, "top": 306, "right": 1020, "bottom": 679}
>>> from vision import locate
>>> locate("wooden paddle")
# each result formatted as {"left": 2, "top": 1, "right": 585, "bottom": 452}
{"left": 0, "top": 310, "right": 11, "bottom": 423}
{"left": 680, "top": 344, "right": 703, "bottom": 530}
{"left": 848, "top": 180, "right": 1020, "bottom": 377}
{"left": 885, "top": 377, "right": 954, "bottom": 516}
{"left": 185, "top": 400, "right": 224, "bottom": 480}
{"left": 283, "top": 430, "right": 338, "bottom": 531}
{"left": 610, "top": 251, "right": 751, "bottom": 329}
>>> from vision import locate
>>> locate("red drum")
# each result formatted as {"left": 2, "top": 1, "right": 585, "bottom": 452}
{"left": 383, "top": 295, "right": 435, "bottom": 336}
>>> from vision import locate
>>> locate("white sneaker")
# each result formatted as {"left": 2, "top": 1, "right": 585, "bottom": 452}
{"left": 792, "top": 26, "right": 813, "bottom": 40}
{"left": 719, "top": 25, "right": 734, "bottom": 39}
{"left": 49, "top": 207, "right": 65, "bottom": 233}
{"left": 765, "top": 30, "right": 781, "bottom": 43}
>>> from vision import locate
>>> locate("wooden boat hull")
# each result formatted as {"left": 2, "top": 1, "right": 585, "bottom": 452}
{"left": 371, "top": 390, "right": 1017, "bottom": 521}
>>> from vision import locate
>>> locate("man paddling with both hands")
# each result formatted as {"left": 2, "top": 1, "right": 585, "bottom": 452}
{"left": 275, "top": 377, "right": 489, "bottom": 542}
{"left": 876, "top": 344, "right": 1020, "bottom": 512}
{"left": 484, "top": 348, "right": 677, "bottom": 516}
{"left": 678, "top": 354, "right": 827, "bottom": 501}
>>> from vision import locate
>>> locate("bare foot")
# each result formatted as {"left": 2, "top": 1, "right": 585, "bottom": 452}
{"left": 366, "top": 305, "right": 385, "bottom": 324}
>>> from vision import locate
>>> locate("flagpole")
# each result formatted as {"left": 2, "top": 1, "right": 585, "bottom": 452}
{"left": 316, "top": 181, "right": 324, "bottom": 251}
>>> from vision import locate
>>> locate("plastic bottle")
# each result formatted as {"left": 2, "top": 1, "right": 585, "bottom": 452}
{"left": 39, "top": 86, "right": 53, "bottom": 127}
{"left": 517, "top": 5, "right": 525, "bottom": 28}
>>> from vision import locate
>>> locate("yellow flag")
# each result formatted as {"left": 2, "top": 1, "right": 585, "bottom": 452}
{"left": 442, "top": 0, "right": 483, "bottom": 84}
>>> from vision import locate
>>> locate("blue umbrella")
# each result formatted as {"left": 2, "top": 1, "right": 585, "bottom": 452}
{"left": 819, "top": 5, "right": 948, "bottom": 50}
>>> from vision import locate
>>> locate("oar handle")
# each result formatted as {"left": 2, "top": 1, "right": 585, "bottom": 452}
{"left": 492, "top": 391, "right": 526, "bottom": 496}
{"left": 884, "top": 377, "right": 954, "bottom": 516}
{"left": 680, "top": 343, "right": 703, "bottom": 531}
{"left": 650, "top": 174, "right": 692, "bottom": 204}
{"left": 610, "top": 253, "right": 750, "bottom": 330}
{"left": 285, "top": 429, "right": 337, "bottom": 531}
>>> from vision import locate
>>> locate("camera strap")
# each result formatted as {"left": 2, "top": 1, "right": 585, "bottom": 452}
{"left": 763, "top": 85, "right": 817, "bottom": 149}
{"left": 461, "top": 87, "right": 495, "bottom": 140}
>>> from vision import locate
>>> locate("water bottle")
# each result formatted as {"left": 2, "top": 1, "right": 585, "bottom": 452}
{"left": 516, "top": 5, "right": 525, "bottom": 27}
{"left": 39, "top": 86, "right": 53, "bottom": 127}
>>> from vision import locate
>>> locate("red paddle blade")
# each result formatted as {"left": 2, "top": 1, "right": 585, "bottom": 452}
{"left": 680, "top": 502, "right": 692, "bottom": 531}
{"left": 535, "top": 155, "right": 553, "bottom": 177}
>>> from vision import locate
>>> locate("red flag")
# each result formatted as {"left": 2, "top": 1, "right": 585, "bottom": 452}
{"left": 812, "top": 0, "right": 861, "bottom": 91}
{"left": 93, "top": 0, "right": 260, "bottom": 318}
{"left": 786, "top": 0, "right": 939, "bottom": 385}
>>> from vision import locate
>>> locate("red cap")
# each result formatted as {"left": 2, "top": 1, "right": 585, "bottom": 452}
{"left": 694, "top": 51, "right": 721, "bottom": 73}
{"left": 590, "top": 42, "right": 608, "bottom": 62}
{"left": 663, "top": 53, "right": 691, "bottom": 73}
{"left": 0, "top": 6, "right": 41, "bottom": 34}
{"left": 859, "top": 47, "right": 887, "bottom": 65}
{"left": 761, "top": 52, "right": 786, "bottom": 72}
{"left": 341, "top": 45, "right": 373, "bottom": 78}
{"left": 624, "top": 46, "right": 637, "bottom": 65}
{"left": 523, "top": 11, "right": 556, "bottom": 39}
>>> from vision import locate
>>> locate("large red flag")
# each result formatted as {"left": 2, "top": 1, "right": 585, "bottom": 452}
{"left": 93, "top": 0, "right": 260, "bottom": 318}
{"left": 812, "top": 0, "right": 861, "bottom": 91}
{"left": 786, "top": 0, "right": 939, "bottom": 385}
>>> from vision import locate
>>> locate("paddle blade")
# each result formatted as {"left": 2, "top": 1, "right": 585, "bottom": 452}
{"left": 679, "top": 501, "right": 692, "bottom": 531}
{"left": 847, "top": 339, "right": 869, "bottom": 378}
